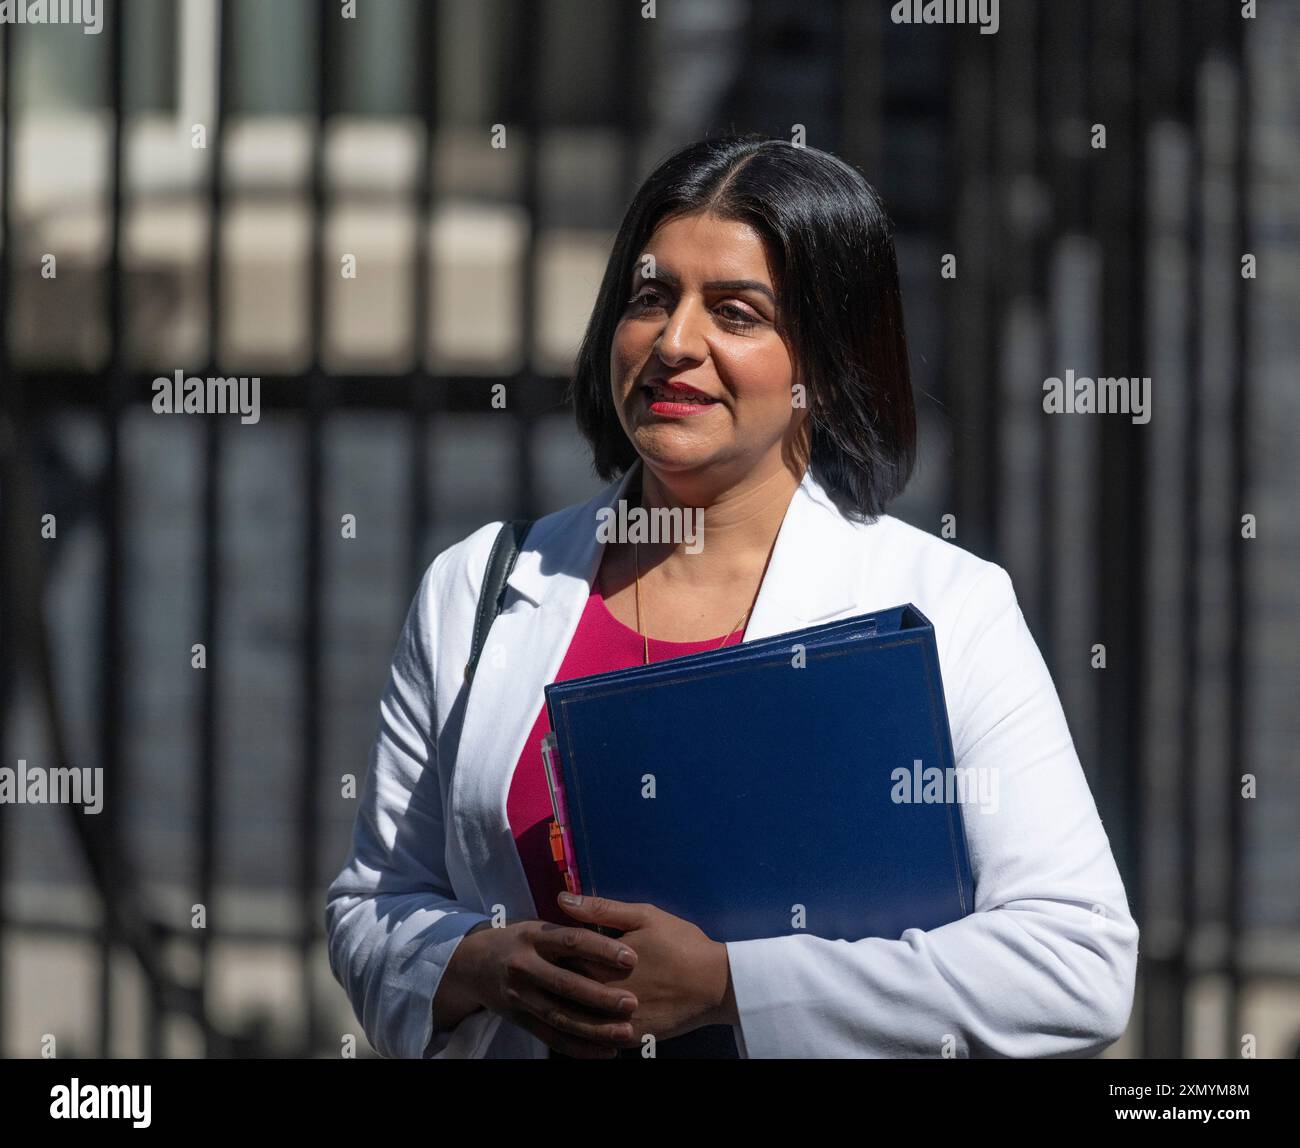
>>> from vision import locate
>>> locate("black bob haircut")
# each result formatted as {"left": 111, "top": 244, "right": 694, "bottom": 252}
{"left": 568, "top": 132, "right": 916, "bottom": 523}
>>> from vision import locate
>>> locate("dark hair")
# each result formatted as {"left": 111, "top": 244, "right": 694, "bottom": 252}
{"left": 568, "top": 132, "right": 916, "bottom": 522}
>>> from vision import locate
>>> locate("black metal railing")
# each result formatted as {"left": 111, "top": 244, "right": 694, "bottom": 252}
{"left": 0, "top": 0, "right": 1279, "bottom": 1059}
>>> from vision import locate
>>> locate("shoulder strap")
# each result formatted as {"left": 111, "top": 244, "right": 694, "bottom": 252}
{"left": 464, "top": 517, "right": 533, "bottom": 682}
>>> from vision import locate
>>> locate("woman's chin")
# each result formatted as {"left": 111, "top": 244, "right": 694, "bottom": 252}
{"left": 635, "top": 450, "right": 720, "bottom": 479}
{"left": 629, "top": 428, "right": 725, "bottom": 474}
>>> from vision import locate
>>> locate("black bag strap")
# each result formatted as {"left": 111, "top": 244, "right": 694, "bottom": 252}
{"left": 464, "top": 517, "right": 533, "bottom": 683}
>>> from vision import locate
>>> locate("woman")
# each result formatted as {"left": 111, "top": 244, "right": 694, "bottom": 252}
{"left": 325, "top": 134, "right": 1139, "bottom": 1059}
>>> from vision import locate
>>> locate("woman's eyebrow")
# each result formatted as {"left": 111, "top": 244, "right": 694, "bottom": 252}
{"left": 631, "top": 265, "right": 776, "bottom": 306}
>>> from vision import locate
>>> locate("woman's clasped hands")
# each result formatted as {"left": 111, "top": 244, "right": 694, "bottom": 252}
{"left": 453, "top": 893, "right": 735, "bottom": 1058}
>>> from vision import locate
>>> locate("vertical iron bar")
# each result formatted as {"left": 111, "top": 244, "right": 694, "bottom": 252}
{"left": 1092, "top": 0, "right": 1145, "bottom": 944}
{"left": 1032, "top": 0, "right": 1053, "bottom": 642}
{"left": 299, "top": 0, "right": 335, "bottom": 1056}
{"left": 1121, "top": 0, "right": 1151, "bottom": 1047}
{"left": 98, "top": 0, "right": 129, "bottom": 1060}
{"left": 1224, "top": 0, "right": 1250, "bottom": 1058}
{"left": 1177, "top": 0, "right": 1206, "bottom": 1060}
{"left": 616, "top": 0, "right": 644, "bottom": 210}
{"left": 1036, "top": 0, "right": 1092, "bottom": 672}
{"left": 1025, "top": 0, "right": 1050, "bottom": 631}
{"left": 938, "top": 18, "right": 957, "bottom": 543}
{"left": 948, "top": 23, "right": 994, "bottom": 559}
{"left": 978, "top": 14, "right": 1002, "bottom": 558}
{"left": 1137, "top": 0, "right": 1187, "bottom": 1061}
{"left": 991, "top": 0, "right": 1041, "bottom": 609}
{"left": 197, "top": 0, "right": 231, "bottom": 1060}
{"left": 407, "top": 0, "right": 437, "bottom": 586}
{"left": 836, "top": 0, "right": 881, "bottom": 183}
{"left": 0, "top": 12, "right": 13, "bottom": 1057}
{"left": 512, "top": 0, "right": 540, "bottom": 520}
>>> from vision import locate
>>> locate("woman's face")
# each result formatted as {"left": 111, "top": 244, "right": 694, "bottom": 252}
{"left": 609, "top": 212, "right": 806, "bottom": 486}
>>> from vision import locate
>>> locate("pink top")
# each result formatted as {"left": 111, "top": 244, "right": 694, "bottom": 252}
{"left": 506, "top": 578, "right": 746, "bottom": 925}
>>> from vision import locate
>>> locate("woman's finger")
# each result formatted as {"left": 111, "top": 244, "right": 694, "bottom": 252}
{"left": 555, "top": 955, "right": 624, "bottom": 986}
{"left": 507, "top": 1008, "right": 622, "bottom": 1059}
{"left": 504, "top": 982, "right": 634, "bottom": 1051}
{"left": 555, "top": 893, "right": 649, "bottom": 932}
{"left": 533, "top": 923, "right": 638, "bottom": 972}
{"left": 514, "top": 948, "right": 638, "bottom": 1018}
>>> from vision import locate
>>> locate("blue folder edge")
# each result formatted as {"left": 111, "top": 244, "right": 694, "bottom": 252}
{"left": 542, "top": 603, "right": 976, "bottom": 937}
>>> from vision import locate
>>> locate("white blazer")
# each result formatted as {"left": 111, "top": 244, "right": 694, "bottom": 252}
{"left": 325, "top": 457, "right": 1139, "bottom": 1059}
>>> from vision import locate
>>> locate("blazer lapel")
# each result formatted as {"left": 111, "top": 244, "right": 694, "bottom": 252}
{"left": 449, "top": 464, "right": 640, "bottom": 919}
{"left": 743, "top": 463, "right": 868, "bottom": 639}
{"left": 450, "top": 457, "right": 869, "bottom": 918}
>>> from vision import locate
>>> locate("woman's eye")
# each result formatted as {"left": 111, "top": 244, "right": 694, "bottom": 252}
{"left": 626, "top": 290, "right": 758, "bottom": 330}
{"left": 717, "top": 304, "right": 758, "bottom": 329}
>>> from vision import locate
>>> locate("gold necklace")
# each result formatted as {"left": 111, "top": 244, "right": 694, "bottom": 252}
{"left": 632, "top": 539, "right": 752, "bottom": 666}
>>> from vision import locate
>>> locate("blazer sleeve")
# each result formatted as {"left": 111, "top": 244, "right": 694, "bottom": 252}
{"left": 325, "top": 551, "right": 494, "bottom": 1059}
{"left": 722, "top": 564, "right": 1140, "bottom": 1058}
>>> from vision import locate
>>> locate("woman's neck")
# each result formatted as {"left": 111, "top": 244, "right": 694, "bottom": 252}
{"left": 629, "top": 458, "right": 805, "bottom": 594}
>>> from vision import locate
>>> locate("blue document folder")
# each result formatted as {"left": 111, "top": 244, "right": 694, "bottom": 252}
{"left": 542, "top": 604, "right": 975, "bottom": 944}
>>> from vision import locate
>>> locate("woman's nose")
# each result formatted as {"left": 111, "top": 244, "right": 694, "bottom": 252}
{"left": 653, "top": 297, "right": 708, "bottom": 363}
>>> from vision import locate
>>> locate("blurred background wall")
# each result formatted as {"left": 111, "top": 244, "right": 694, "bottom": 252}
{"left": 0, "top": 0, "right": 1296, "bottom": 1058}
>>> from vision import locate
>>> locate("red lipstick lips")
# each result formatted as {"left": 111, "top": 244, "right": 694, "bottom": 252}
{"left": 641, "top": 377, "right": 720, "bottom": 417}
